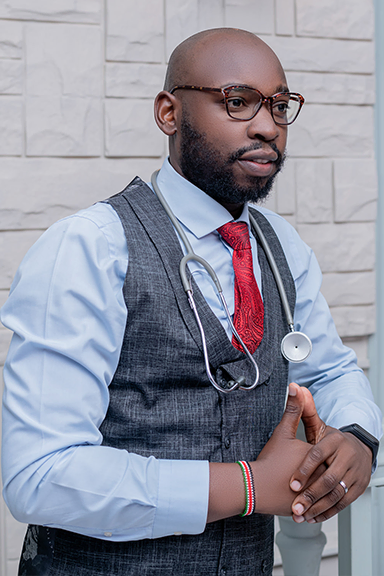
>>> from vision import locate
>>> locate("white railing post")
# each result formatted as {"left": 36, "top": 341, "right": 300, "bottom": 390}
{"left": 276, "top": 516, "right": 326, "bottom": 576}
{"left": 339, "top": 486, "right": 373, "bottom": 576}
{"left": 338, "top": 447, "right": 384, "bottom": 576}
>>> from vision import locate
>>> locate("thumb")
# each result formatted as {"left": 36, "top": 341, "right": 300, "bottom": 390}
{"left": 301, "top": 387, "right": 326, "bottom": 444}
{"left": 275, "top": 383, "right": 305, "bottom": 440}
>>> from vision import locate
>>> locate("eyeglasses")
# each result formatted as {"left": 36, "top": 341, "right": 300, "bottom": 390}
{"left": 169, "top": 85, "right": 305, "bottom": 125}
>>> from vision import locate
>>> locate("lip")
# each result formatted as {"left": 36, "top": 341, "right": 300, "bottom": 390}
{"left": 235, "top": 148, "right": 279, "bottom": 178}
{"left": 238, "top": 149, "right": 279, "bottom": 163}
{"left": 236, "top": 156, "right": 277, "bottom": 178}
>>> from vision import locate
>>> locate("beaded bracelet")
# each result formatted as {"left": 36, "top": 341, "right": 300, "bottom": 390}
{"left": 236, "top": 460, "right": 255, "bottom": 516}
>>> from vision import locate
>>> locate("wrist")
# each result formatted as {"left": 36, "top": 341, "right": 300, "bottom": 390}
{"left": 344, "top": 431, "right": 374, "bottom": 461}
{"left": 250, "top": 460, "right": 269, "bottom": 515}
{"left": 207, "top": 462, "right": 247, "bottom": 523}
{"left": 339, "top": 423, "right": 379, "bottom": 463}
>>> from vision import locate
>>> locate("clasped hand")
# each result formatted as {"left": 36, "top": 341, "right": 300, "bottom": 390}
{"left": 254, "top": 383, "right": 372, "bottom": 522}
{"left": 289, "top": 384, "right": 372, "bottom": 524}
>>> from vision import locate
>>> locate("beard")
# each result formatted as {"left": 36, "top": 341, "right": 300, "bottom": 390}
{"left": 179, "top": 113, "right": 285, "bottom": 205}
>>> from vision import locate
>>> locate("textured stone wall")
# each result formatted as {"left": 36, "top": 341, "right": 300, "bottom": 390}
{"left": 0, "top": 1, "right": 377, "bottom": 574}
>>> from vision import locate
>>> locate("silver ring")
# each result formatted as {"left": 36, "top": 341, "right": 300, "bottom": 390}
{"left": 339, "top": 480, "right": 348, "bottom": 495}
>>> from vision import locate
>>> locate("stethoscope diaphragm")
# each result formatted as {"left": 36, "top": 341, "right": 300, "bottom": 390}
{"left": 281, "top": 331, "right": 312, "bottom": 363}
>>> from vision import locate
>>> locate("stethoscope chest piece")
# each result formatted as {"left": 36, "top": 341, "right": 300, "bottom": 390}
{"left": 281, "top": 331, "right": 312, "bottom": 363}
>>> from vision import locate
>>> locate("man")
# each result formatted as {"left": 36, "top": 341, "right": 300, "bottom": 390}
{"left": 1, "top": 28, "right": 381, "bottom": 576}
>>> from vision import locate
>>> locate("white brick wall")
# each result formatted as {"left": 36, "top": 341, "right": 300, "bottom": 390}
{"left": 296, "top": 0, "right": 374, "bottom": 39}
{"left": 0, "top": 1, "right": 102, "bottom": 23}
{"left": 0, "top": 1, "right": 378, "bottom": 574}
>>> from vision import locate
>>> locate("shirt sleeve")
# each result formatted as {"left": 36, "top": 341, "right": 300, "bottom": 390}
{"left": 268, "top": 214, "right": 382, "bottom": 442}
{"left": 1, "top": 203, "right": 209, "bottom": 541}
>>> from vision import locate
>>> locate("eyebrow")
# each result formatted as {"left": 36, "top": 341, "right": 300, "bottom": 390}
{"left": 275, "top": 84, "right": 289, "bottom": 93}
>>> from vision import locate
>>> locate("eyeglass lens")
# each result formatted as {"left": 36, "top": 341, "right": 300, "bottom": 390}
{"left": 225, "top": 87, "right": 301, "bottom": 124}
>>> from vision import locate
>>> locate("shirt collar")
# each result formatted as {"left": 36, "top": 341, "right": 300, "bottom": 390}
{"left": 155, "top": 158, "right": 250, "bottom": 239}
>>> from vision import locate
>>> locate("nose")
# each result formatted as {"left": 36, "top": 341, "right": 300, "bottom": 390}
{"left": 246, "top": 103, "right": 281, "bottom": 142}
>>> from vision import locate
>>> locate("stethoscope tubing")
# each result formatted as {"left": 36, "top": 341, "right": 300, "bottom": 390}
{"left": 249, "top": 213, "right": 312, "bottom": 363}
{"left": 248, "top": 213, "right": 294, "bottom": 329}
{"left": 151, "top": 171, "right": 259, "bottom": 392}
{"left": 150, "top": 170, "right": 312, "bottom": 392}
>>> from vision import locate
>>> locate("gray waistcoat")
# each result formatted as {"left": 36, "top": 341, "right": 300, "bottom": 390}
{"left": 19, "top": 178, "right": 296, "bottom": 576}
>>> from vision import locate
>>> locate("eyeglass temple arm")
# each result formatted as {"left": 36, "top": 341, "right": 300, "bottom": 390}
{"left": 169, "top": 85, "right": 223, "bottom": 95}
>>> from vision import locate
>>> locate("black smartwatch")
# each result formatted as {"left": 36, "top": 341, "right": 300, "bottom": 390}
{"left": 339, "top": 423, "right": 379, "bottom": 463}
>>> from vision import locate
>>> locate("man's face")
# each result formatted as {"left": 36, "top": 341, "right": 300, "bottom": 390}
{"left": 168, "top": 35, "right": 289, "bottom": 209}
{"left": 179, "top": 110, "right": 285, "bottom": 205}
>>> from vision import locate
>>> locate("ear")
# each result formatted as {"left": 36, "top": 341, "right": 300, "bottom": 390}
{"left": 154, "top": 91, "right": 180, "bottom": 136}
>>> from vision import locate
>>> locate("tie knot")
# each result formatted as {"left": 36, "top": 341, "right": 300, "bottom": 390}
{"left": 217, "top": 222, "right": 251, "bottom": 251}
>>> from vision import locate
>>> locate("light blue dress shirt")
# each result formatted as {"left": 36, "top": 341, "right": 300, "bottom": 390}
{"left": 1, "top": 158, "right": 382, "bottom": 542}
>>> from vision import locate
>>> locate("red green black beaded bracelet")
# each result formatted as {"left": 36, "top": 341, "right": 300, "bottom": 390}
{"left": 236, "top": 460, "right": 255, "bottom": 516}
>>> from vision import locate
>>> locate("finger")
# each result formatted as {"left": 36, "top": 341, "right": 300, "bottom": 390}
{"left": 275, "top": 383, "right": 305, "bottom": 440}
{"left": 304, "top": 484, "right": 356, "bottom": 524}
{"left": 297, "top": 451, "right": 371, "bottom": 523}
{"left": 291, "top": 449, "right": 350, "bottom": 517}
{"left": 301, "top": 387, "right": 326, "bottom": 445}
{"left": 297, "top": 476, "right": 356, "bottom": 524}
{"left": 292, "top": 472, "right": 352, "bottom": 522}
{"left": 289, "top": 431, "right": 341, "bottom": 492}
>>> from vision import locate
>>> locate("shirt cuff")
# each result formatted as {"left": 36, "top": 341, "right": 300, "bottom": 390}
{"left": 152, "top": 459, "right": 209, "bottom": 538}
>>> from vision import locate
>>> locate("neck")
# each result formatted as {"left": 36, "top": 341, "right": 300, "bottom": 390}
{"left": 168, "top": 154, "right": 246, "bottom": 219}
{"left": 219, "top": 201, "right": 245, "bottom": 220}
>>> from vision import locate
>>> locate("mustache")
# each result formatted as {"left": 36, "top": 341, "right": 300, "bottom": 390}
{"left": 228, "top": 142, "right": 283, "bottom": 165}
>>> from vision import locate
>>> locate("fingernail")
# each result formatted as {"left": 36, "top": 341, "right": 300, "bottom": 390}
{"left": 293, "top": 515, "right": 305, "bottom": 523}
{"left": 293, "top": 503, "right": 304, "bottom": 515}
{"left": 288, "top": 384, "right": 297, "bottom": 397}
{"left": 290, "top": 480, "right": 302, "bottom": 491}
{"left": 307, "top": 519, "right": 316, "bottom": 524}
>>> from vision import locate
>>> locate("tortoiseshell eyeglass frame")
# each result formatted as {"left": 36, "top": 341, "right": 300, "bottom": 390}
{"left": 169, "top": 84, "right": 305, "bottom": 126}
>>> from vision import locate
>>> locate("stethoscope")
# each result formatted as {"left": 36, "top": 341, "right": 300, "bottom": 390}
{"left": 151, "top": 171, "right": 312, "bottom": 394}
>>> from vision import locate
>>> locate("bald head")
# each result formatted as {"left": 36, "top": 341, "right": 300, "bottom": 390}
{"left": 155, "top": 27, "right": 290, "bottom": 216}
{"left": 163, "top": 28, "right": 285, "bottom": 92}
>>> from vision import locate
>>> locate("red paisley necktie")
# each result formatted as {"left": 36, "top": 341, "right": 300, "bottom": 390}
{"left": 217, "top": 222, "right": 264, "bottom": 354}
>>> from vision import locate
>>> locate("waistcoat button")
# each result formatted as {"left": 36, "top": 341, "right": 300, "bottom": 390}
{"left": 220, "top": 568, "right": 227, "bottom": 576}
{"left": 261, "top": 559, "right": 268, "bottom": 573}
{"left": 224, "top": 436, "right": 231, "bottom": 449}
